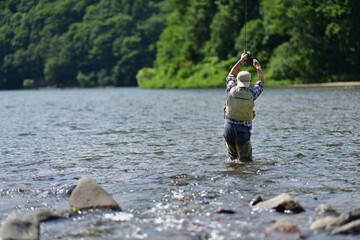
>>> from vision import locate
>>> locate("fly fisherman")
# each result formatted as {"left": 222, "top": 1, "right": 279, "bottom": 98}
{"left": 223, "top": 52, "right": 264, "bottom": 163}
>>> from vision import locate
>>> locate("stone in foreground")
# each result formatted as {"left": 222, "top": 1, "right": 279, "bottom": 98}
{"left": 265, "top": 220, "right": 302, "bottom": 239}
{"left": 0, "top": 212, "right": 39, "bottom": 240}
{"left": 311, "top": 207, "right": 360, "bottom": 235}
{"left": 69, "top": 176, "right": 121, "bottom": 211}
{"left": 253, "top": 193, "right": 305, "bottom": 214}
{"left": 332, "top": 219, "right": 360, "bottom": 235}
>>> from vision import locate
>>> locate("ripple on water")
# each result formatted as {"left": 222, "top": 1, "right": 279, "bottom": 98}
{"left": 1, "top": 88, "right": 359, "bottom": 239}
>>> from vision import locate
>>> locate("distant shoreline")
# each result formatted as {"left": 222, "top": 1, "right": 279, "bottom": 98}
{"left": 284, "top": 81, "right": 360, "bottom": 88}
{"left": 2, "top": 81, "right": 360, "bottom": 91}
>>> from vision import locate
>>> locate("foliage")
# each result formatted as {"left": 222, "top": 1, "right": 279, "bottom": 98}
{"left": 23, "top": 78, "right": 34, "bottom": 88}
{"left": 0, "top": 0, "right": 166, "bottom": 89}
{"left": 0, "top": 0, "right": 359, "bottom": 89}
{"left": 262, "top": 0, "right": 360, "bottom": 81}
{"left": 138, "top": 0, "right": 360, "bottom": 88}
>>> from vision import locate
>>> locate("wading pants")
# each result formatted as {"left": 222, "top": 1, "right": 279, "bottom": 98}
{"left": 223, "top": 122, "right": 253, "bottom": 162}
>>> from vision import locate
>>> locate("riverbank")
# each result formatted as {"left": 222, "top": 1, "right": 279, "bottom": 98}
{"left": 138, "top": 76, "right": 360, "bottom": 89}
{"left": 284, "top": 81, "right": 360, "bottom": 88}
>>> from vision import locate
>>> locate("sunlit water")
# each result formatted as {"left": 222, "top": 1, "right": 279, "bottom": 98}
{"left": 0, "top": 87, "right": 359, "bottom": 239}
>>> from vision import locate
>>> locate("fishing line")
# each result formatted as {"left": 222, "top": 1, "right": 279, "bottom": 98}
{"left": 211, "top": 1, "right": 224, "bottom": 62}
{"left": 206, "top": 1, "right": 224, "bottom": 80}
{"left": 242, "top": 0, "right": 255, "bottom": 69}
{"left": 244, "top": 0, "right": 247, "bottom": 52}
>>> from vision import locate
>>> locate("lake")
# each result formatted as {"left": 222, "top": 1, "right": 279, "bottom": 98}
{"left": 0, "top": 87, "right": 359, "bottom": 239}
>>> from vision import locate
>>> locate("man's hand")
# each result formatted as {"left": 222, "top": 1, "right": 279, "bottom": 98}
{"left": 240, "top": 52, "right": 248, "bottom": 63}
{"left": 252, "top": 59, "right": 264, "bottom": 84}
{"left": 228, "top": 52, "right": 248, "bottom": 76}
{"left": 253, "top": 59, "right": 261, "bottom": 70}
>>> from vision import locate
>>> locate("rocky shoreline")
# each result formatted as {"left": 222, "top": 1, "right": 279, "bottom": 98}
{"left": 1, "top": 177, "right": 359, "bottom": 239}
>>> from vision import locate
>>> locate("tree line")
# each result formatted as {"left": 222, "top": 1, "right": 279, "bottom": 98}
{"left": 0, "top": 0, "right": 359, "bottom": 90}
{"left": 0, "top": 0, "right": 166, "bottom": 89}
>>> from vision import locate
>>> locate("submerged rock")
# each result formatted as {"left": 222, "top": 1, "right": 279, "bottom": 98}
{"left": 0, "top": 212, "right": 40, "bottom": 240}
{"left": 252, "top": 193, "right": 305, "bottom": 214}
{"left": 148, "top": 231, "right": 201, "bottom": 240}
{"left": 69, "top": 176, "right": 121, "bottom": 211}
{"left": 215, "top": 208, "right": 236, "bottom": 214}
{"left": 34, "top": 208, "right": 67, "bottom": 222}
{"left": 327, "top": 207, "right": 360, "bottom": 228}
{"left": 0, "top": 209, "right": 66, "bottom": 240}
{"left": 310, "top": 204, "right": 340, "bottom": 230}
{"left": 314, "top": 204, "right": 338, "bottom": 217}
{"left": 310, "top": 216, "right": 339, "bottom": 230}
{"left": 266, "top": 220, "right": 302, "bottom": 239}
{"left": 311, "top": 208, "right": 360, "bottom": 235}
{"left": 332, "top": 219, "right": 360, "bottom": 235}
{"left": 249, "top": 195, "right": 263, "bottom": 206}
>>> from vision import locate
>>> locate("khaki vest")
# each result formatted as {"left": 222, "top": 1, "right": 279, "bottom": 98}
{"left": 225, "top": 87, "right": 255, "bottom": 121}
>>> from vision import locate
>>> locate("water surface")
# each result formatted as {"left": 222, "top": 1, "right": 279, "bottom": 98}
{"left": 0, "top": 87, "right": 359, "bottom": 239}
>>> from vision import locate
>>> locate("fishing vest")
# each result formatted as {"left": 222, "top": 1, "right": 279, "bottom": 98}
{"left": 224, "top": 87, "right": 255, "bottom": 121}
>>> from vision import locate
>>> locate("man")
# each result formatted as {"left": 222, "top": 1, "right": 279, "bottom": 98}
{"left": 223, "top": 52, "right": 264, "bottom": 163}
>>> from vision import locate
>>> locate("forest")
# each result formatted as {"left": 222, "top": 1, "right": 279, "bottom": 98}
{"left": 0, "top": 0, "right": 359, "bottom": 89}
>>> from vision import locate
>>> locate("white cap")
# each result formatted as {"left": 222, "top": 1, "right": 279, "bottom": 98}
{"left": 236, "top": 71, "right": 251, "bottom": 87}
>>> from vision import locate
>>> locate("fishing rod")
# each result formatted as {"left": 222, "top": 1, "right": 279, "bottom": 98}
{"left": 244, "top": 0, "right": 254, "bottom": 66}
{"left": 244, "top": 0, "right": 247, "bottom": 52}
{"left": 213, "top": 0, "right": 253, "bottom": 65}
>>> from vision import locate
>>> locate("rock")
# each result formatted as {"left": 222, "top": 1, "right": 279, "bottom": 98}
{"left": 148, "top": 231, "right": 201, "bottom": 240}
{"left": 66, "top": 184, "right": 77, "bottom": 196}
{"left": 215, "top": 208, "right": 236, "bottom": 214}
{"left": 253, "top": 193, "right": 305, "bottom": 214}
{"left": 310, "top": 204, "right": 339, "bottom": 230}
{"left": 326, "top": 207, "right": 360, "bottom": 229}
{"left": 69, "top": 177, "right": 121, "bottom": 211}
{"left": 265, "top": 220, "right": 302, "bottom": 239}
{"left": 0, "top": 212, "right": 40, "bottom": 240}
{"left": 0, "top": 209, "right": 67, "bottom": 240}
{"left": 310, "top": 216, "right": 338, "bottom": 230}
{"left": 315, "top": 204, "right": 338, "bottom": 216}
{"left": 332, "top": 219, "right": 360, "bottom": 235}
{"left": 249, "top": 195, "right": 263, "bottom": 206}
{"left": 33, "top": 208, "right": 67, "bottom": 222}
{"left": 311, "top": 208, "right": 360, "bottom": 234}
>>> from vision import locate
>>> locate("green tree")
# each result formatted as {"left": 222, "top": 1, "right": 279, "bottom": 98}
{"left": 0, "top": 0, "right": 166, "bottom": 89}
{"left": 263, "top": 0, "right": 360, "bottom": 81}
{"left": 138, "top": 0, "right": 260, "bottom": 88}
{"left": 1, "top": 0, "right": 359, "bottom": 89}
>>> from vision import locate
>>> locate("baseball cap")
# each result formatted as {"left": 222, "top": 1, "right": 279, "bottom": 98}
{"left": 236, "top": 71, "right": 251, "bottom": 87}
